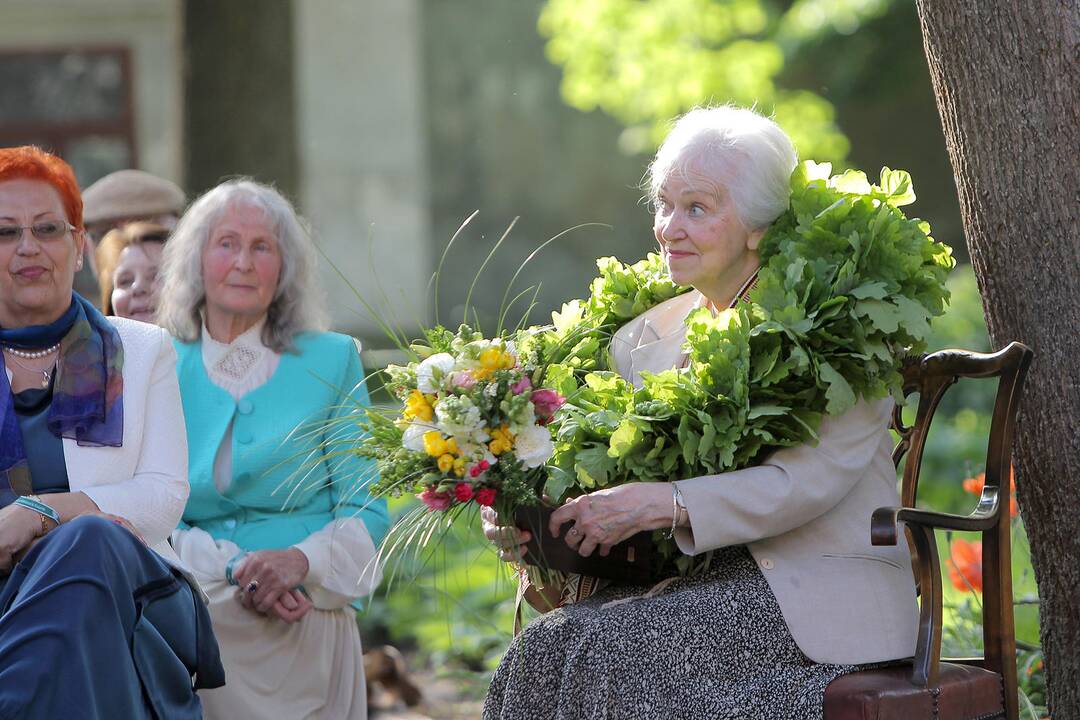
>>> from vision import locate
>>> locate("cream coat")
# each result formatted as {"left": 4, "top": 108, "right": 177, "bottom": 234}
{"left": 59, "top": 317, "right": 189, "bottom": 570}
{"left": 610, "top": 291, "right": 918, "bottom": 665}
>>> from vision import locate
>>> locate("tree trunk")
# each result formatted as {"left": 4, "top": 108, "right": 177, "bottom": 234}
{"left": 914, "top": 1, "right": 1080, "bottom": 716}
{"left": 183, "top": 0, "right": 299, "bottom": 199}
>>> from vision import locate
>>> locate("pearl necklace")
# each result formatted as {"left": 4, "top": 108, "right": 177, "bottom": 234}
{"left": 4, "top": 342, "right": 60, "bottom": 359}
{"left": 3, "top": 345, "right": 59, "bottom": 388}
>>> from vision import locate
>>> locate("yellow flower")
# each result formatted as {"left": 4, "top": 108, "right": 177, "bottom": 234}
{"left": 488, "top": 424, "right": 515, "bottom": 456}
{"left": 403, "top": 390, "right": 434, "bottom": 422}
{"left": 445, "top": 437, "right": 459, "bottom": 455}
{"left": 474, "top": 347, "right": 515, "bottom": 380}
{"left": 437, "top": 454, "right": 455, "bottom": 473}
{"left": 423, "top": 431, "right": 448, "bottom": 457}
{"left": 452, "top": 458, "right": 467, "bottom": 477}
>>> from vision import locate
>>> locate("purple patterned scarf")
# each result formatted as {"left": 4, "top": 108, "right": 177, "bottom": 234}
{"left": 1, "top": 293, "right": 123, "bottom": 500}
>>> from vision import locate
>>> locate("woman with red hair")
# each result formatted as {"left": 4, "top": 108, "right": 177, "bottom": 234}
{"left": 0, "top": 146, "right": 223, "bottom": 719}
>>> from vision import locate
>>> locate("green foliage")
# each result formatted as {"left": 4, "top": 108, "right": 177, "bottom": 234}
{"left": 359, "top": 498, "right": 515, "bottom": 676}
{"left": 899, "top": 265, "right": 994, "bottom": 513}
{"left": 538, "top": 0, "right": 895, "bottom": 160}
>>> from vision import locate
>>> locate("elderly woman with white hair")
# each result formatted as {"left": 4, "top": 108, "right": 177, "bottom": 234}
{"left": 481, "top": 106, "right": 918, "bottom": 719}
{"left": 158, "top": 179, "right": 390, "bottom": 719}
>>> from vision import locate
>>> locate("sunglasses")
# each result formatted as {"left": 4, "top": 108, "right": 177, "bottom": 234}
{"left": 0, "top": 220, "right": 76, "bottom": 243}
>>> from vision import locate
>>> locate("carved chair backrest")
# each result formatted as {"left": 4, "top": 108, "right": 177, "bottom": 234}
{"left": 889, "top": 342, "right": 1033, "bottom": 718}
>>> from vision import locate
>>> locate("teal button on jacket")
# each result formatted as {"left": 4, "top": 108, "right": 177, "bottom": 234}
{"left": 175, "top": 331, "right": 390, "bottom": 554}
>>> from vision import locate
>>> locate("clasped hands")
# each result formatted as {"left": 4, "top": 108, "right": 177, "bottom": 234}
{"left": 231, "top": 548, "right": 314, "bottom": 624}
{"left": 0, "top": 503, "right": 140, "bottom": 576}
{"left": 481, "top": 482, "right": 675, "bottom": 561}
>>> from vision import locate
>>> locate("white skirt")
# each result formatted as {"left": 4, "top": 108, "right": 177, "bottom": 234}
{"left": 172, "top": 528, "right": 367, "bottom": 720}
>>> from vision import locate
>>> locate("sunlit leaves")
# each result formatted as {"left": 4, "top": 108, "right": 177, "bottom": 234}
{"left": 538, "top": 0, "right": 891, "bottom": 160}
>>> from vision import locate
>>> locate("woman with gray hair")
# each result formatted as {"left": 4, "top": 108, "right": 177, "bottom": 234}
{"left": 158, "top": 179, "right": 390, "bottom": 719}
{"left": 481, "top": 106, "right": 918, "bottom": 718}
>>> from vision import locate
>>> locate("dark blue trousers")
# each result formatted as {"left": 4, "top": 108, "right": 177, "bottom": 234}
{"left": 0, "top": 515, "right": 224, "bottom": 720}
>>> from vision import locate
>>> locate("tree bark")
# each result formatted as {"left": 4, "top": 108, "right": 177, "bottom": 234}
{"left": 914, "top": 1, "right": 1080, "bottom": 716}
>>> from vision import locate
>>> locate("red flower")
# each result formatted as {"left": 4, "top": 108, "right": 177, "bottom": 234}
{"left": 453, "top": 482, "right": 474, "bottom": 503}
{"left": 469, "top": 460, "right": 491, "bottom": 478}
{"left": 475, "top": 488, "right": 497, "bottom": 507}
{"left": 418, "top": 488, "right": 452, "bottom": 512}
{"left": 947, "top": 538, "right": 983, "bottom": 593}
{"left": 962, "top": 468, "right": 1019, "bottom": 518}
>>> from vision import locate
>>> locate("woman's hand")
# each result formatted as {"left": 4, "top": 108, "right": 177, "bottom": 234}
{"left": 79, "top": 511, "right": 146, "bottom": 544}
{"left": 480, "top": 505, "right": 532, "bottom": 562}
{"left": 269, "top": 588, "right": 314, "bottom": 624}
{"left": 233, "top": 548, "right": 310, "bottom": 615}
{"left": 0, "top": 504, "right": 44, "bottom": 575}
{"left": 549, "top": 483, "right": 673, "bottom": 557}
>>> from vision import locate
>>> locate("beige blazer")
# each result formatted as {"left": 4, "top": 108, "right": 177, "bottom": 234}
{"left": 610, "top": 292, "right": 918, "bottom": 665}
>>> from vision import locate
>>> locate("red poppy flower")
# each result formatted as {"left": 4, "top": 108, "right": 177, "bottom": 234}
{"left": 947, "top": 538, "right": 983, "bottom": 593}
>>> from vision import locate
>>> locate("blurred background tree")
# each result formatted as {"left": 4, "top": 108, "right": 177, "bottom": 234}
{"left": 538, "top": 0, "right": 891, "bottom": 162}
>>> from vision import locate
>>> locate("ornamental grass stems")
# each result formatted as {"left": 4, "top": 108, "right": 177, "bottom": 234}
{"left": 280, "top": 213, "right": 607, "bottom": 604}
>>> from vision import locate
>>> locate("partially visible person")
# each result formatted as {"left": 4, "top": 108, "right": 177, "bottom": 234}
{"left": 0, "top": 145, "right": 223, "bottom": 719}
{"left": 158, "top": 178, "right": 391, "bottom": 720}
{"left": 94, "top": 221, "right": 169, "bottom": 321}
{"left": 75, "top": 169, "right": 185, "bottom": 305}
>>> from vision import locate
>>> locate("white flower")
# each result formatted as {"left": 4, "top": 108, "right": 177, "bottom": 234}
{"left": 416, "top": 353, "right": 456, "bottom": 394}
{"left": 514, "top": 423, "right": 554, "bottom": 469}
{"left": 402, "top": 422, "right": 435, "bottom": 452}
{"left": 435, "top": 395, "right": 487, "bottom": 443}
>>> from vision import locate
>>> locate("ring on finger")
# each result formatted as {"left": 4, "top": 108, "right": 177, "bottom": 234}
{"left": 568, "top": 526, "right": 580, "bottom": 537}
{"left": 246, "top": 580, "right": 260, "bottom": 595}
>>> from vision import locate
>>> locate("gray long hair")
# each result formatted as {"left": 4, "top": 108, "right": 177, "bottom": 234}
{"left": 157, "top": 179, "right": 327, "bottom": 352}
{"left": 648, "top": 105, "right": 798, "bottom": 231}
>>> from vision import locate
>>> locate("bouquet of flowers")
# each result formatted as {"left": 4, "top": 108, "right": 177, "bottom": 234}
{"left": 359, "top": 326, "right": 565, "bottom": 525}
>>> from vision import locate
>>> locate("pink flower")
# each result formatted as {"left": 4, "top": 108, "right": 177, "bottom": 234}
{"left": 418, "top": 488, "right": 452, "bottom": 512}
{"left": 475, "top": 488, "right": 497, "bottom": 507}
{"left": 511, "top": 376, "right": 532, "bottom": 395}
{"left": 453, "top": 482, "right": 474, "bottom": 503}
{"left": 450, "top": 371, "right": 477, "bottom": 390}
{"left": 530, "top": 388, "right": 566, "bottom": 423}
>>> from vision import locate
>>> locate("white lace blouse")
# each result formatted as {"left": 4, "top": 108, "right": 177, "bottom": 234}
{"left": 201, "top": 319, "right": 379, "bottom": 603}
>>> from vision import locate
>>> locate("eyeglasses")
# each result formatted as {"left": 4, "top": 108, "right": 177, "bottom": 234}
{"left": 0, "top": 220, "right": 76, "bottom": 243}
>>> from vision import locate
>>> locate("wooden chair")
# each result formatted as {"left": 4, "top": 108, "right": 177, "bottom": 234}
{"left": 823, "top": 341, "right": 1034, "bottom": 720}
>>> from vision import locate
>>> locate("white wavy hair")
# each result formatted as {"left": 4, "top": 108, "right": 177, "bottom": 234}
{"left": 647, "top": 105, "right": 798, "bottom": 230}
{"left": 157, "top": 179, "right": 327, "bottom": 352}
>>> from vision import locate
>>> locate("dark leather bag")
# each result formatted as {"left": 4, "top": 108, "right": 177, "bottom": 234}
{"left": 513, "top": 504, "right": 655, "bottom": 583}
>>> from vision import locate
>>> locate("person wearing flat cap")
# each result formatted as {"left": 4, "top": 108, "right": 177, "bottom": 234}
{"left": 75, "top": 169, "right": 186, "bottom": 306}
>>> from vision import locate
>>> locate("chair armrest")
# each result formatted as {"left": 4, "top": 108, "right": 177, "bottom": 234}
{"left": 871, "top": 486, "right": 1002, "bottom": 546}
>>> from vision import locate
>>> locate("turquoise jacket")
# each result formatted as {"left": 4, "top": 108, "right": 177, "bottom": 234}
{"left": 175, "top": 331, "right": 390, "bottom": 555}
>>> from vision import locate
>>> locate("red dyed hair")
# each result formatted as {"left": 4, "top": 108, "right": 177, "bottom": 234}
{"left": 0, "top": 146, "right": 83, "bottom": 228}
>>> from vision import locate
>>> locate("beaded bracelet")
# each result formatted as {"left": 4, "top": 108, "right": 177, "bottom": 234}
{"left": 15, "top": 495, "right": 60, "bottom": 536}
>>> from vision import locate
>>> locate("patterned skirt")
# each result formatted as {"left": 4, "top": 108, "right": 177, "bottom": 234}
{"left": 484, "top": 546, "right": 857, "bottom": 720}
